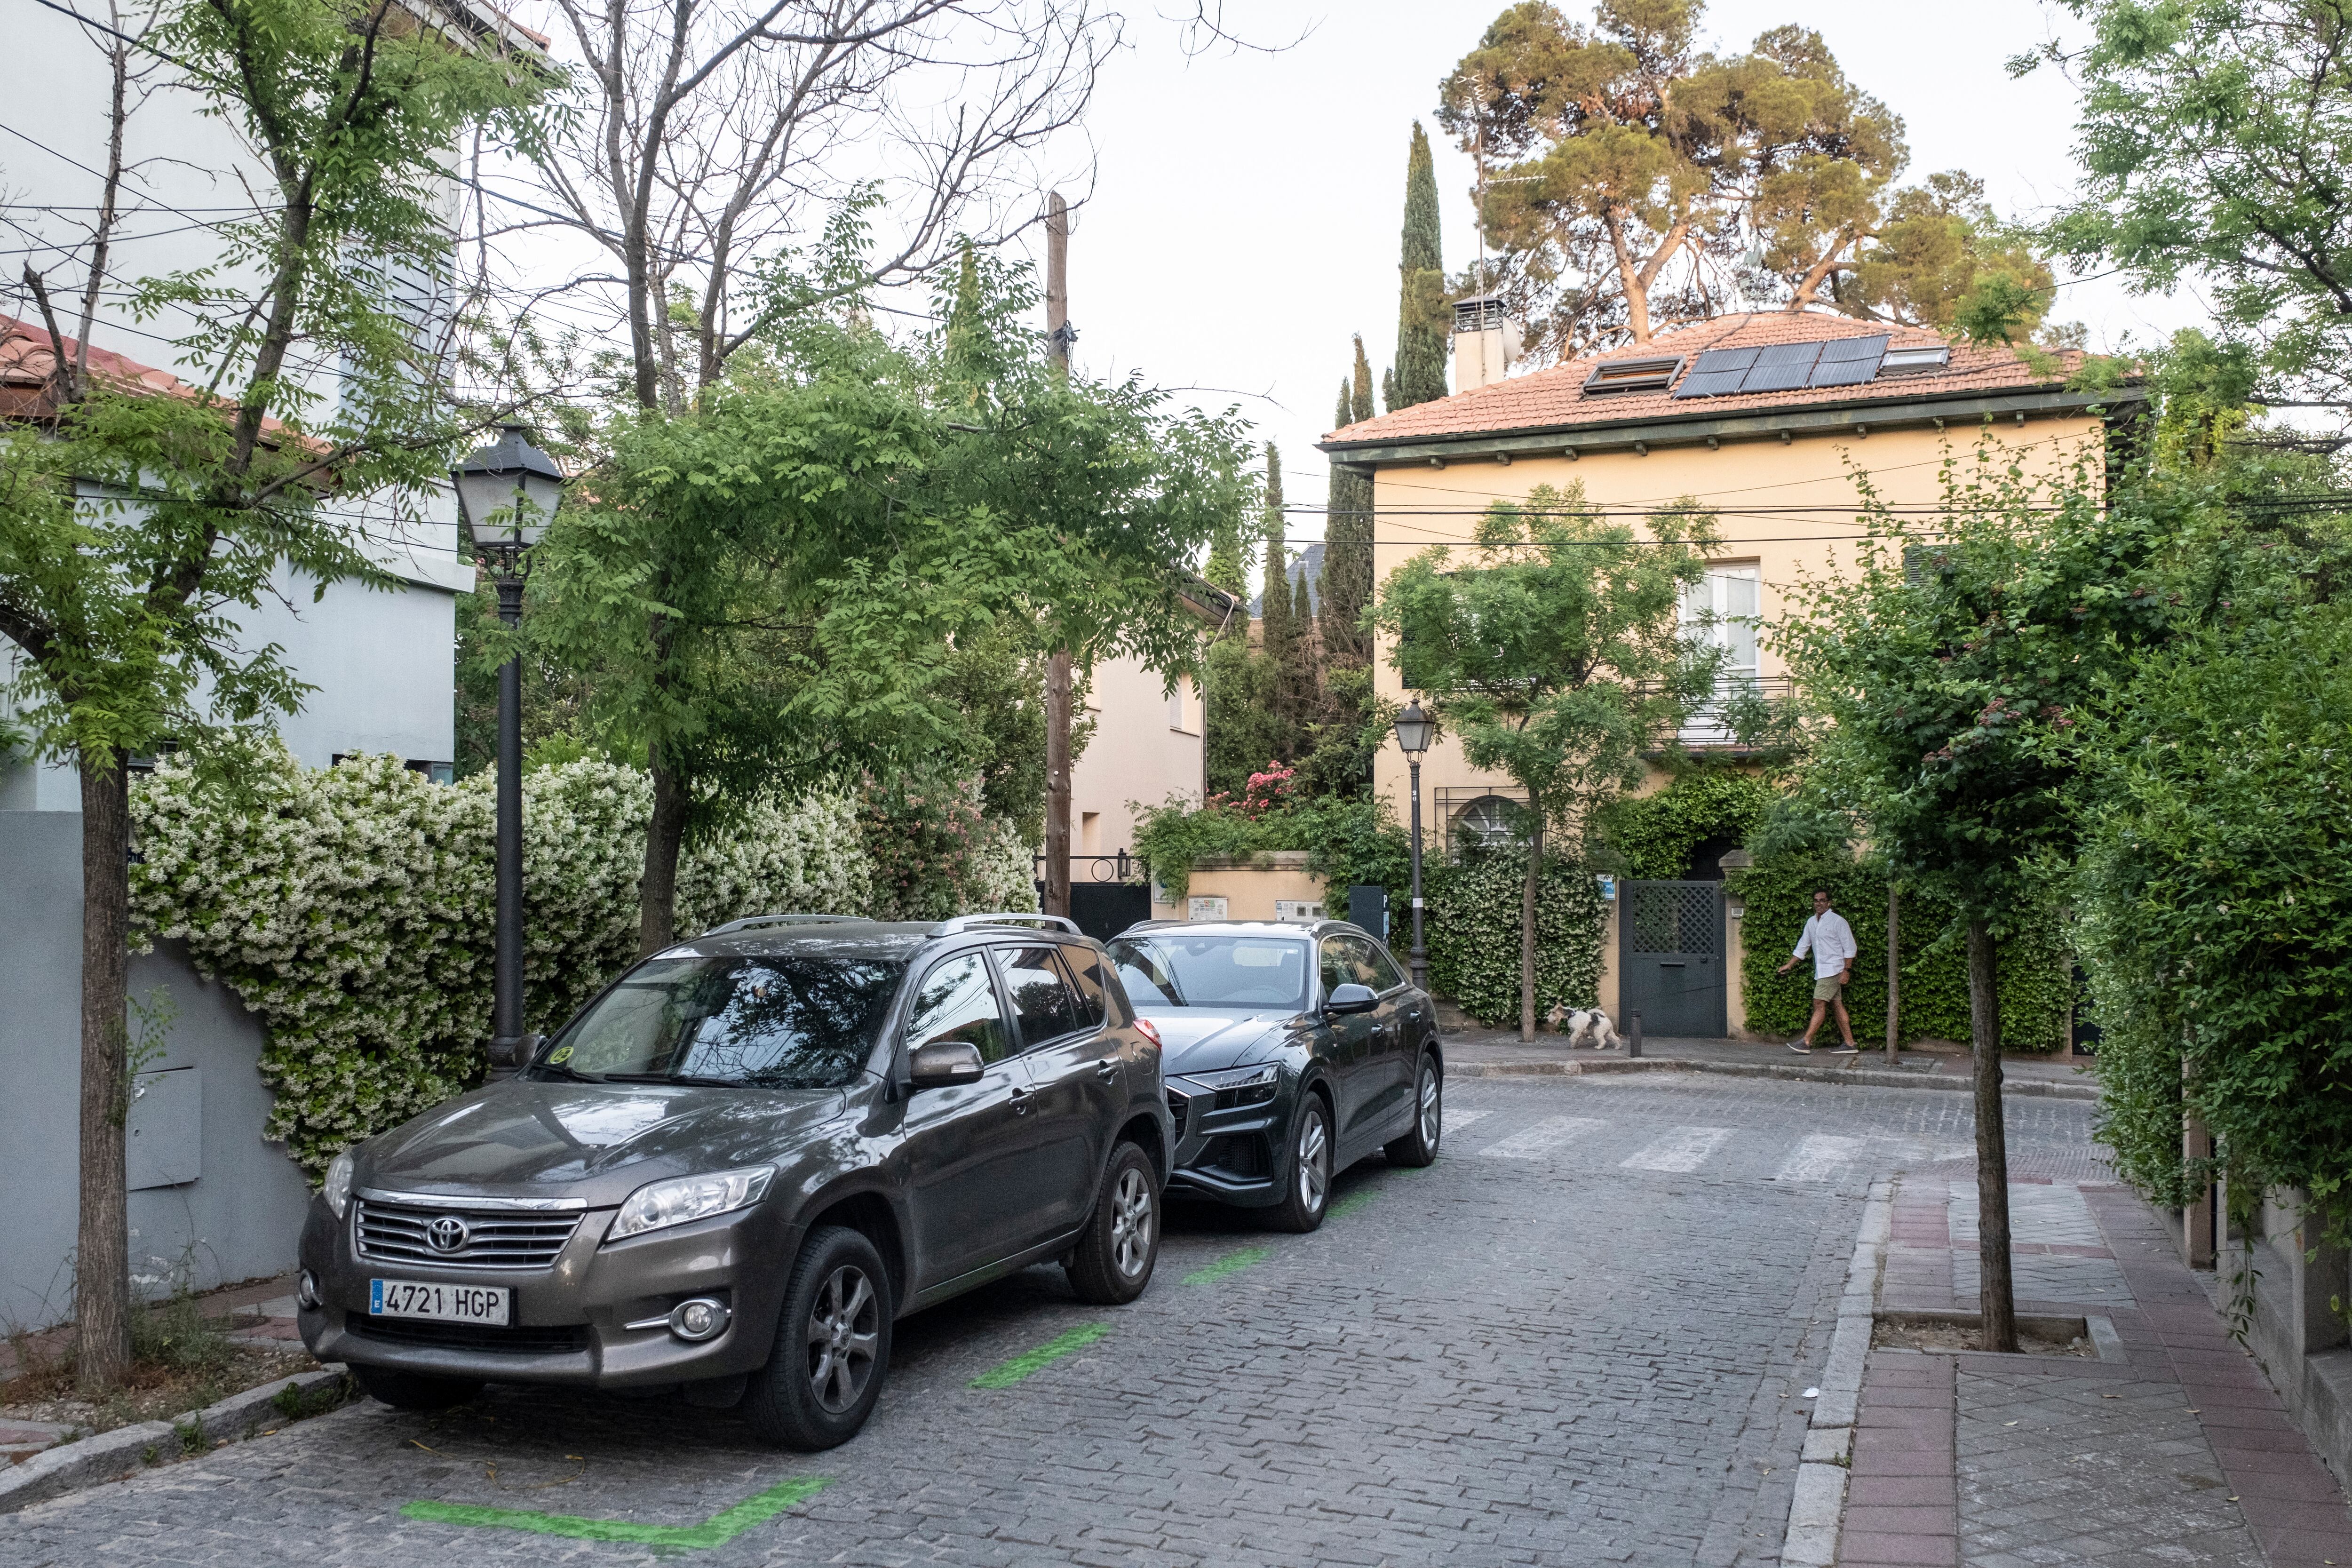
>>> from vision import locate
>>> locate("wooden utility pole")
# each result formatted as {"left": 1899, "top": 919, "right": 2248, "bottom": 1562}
{"left": 1885, "top": 883, "right": 1901, "bottom": 1064}
{"left": 1042, "top": 191, "right": 1074, "bottom": 920}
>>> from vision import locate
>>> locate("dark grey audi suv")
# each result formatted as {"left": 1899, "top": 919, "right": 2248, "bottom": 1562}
{"left": 297, "top": 913, "right": 1170, "bottom": 1450}
{"left": 1104, "top": 919, "right": 1441, "bottom": 1233}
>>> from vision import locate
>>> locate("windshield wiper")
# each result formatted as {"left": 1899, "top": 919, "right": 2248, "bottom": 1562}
{"left": 531, "top": 1061, "right": 596, "bottom": 1082}
{"left": 597, "top": 1072, "right": 743, "bottom": 1087}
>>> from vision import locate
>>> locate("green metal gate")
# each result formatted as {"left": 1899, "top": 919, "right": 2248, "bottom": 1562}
{"left": 1619, "top": 880, "right": 1727, "bottom": 1038}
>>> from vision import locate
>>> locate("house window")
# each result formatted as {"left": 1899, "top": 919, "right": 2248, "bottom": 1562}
{"left": 1168, "top": 676, "right": 1201, "bottom": 735}
{"left": 1681, "top": 565, "right": 1762, "bottom": 745}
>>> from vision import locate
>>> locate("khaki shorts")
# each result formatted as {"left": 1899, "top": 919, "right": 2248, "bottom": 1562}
{"left": 1812, "top": 975, "right": 1846, "bottom": 1003}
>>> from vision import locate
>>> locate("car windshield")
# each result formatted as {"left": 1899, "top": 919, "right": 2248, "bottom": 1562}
{"left": 534, "top": 955, "right": 905, "bottom": 1090}
{"left": 1106, "top": 935, "right": 1311, "bottom": 1010}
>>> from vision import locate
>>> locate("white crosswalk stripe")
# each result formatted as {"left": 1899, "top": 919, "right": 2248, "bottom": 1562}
{"left": 1621, "top": 1125, "right": 1733, "bottom": 1173}
{"left": 1775, "top": 1133, "right": 1865, "bottom": 1183}
{"left": 1444, "top": 1107, "right": 1494, "bottom": 1132}
{"left": 1477, "top": 1116, "right": 1605, "bottom": 1160}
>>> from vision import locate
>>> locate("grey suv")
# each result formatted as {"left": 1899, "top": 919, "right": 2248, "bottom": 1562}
{"left": 296, "top": 914, "right": 1170, "bottom": 1450}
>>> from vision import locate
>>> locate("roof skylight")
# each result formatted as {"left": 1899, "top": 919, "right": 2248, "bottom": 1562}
{"left": 1582, "top": 355, "right": 1685, "bottom": 395}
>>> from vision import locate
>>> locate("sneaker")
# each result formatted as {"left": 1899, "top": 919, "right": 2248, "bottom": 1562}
{"left": 1786, "top": 1040, "right": 1812, "bottom": 1054}
{"left": 1826, "top": 1044, "right": 1860, "bottom": 1056}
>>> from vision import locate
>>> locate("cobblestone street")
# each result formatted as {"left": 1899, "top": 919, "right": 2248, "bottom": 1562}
{"left": 2, "top": 1074, "right": 2104, "bottom": 1568}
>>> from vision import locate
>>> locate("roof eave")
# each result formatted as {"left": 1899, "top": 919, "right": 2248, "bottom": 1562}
{"left": 1316, "top": 380, "right": 2149, "bottom": 469}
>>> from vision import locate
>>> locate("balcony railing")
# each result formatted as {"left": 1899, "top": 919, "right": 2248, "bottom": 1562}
{"left": 1675, "top": 674, "right": 1796, "bottom": 749}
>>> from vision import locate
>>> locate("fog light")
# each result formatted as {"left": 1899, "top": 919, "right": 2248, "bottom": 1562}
{"left": 669, "top": 1297, "right": 729, "bottom": 1342}
{"left": 296, "top": 1270, "right": 322, "bottom": 1310}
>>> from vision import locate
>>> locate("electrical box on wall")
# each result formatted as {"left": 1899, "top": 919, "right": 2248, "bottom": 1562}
{"left": 127, "top": 1067, "right": 202, "bottom": 1190}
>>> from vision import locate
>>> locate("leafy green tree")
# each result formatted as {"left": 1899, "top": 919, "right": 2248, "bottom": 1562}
{"left": 2025, "top": 0, "right": 2352, "bottom": 413}
{"left": 1776, "top": 446, "right": 2178, "bottom": 1351}
{"left": 1392, "top": 123, "right": 1451, "bottom": 408}
{"left": 0, "top": 0, "right": 543, "bottom": 1389}
{"left": 1834, "top": 173, "right": 2056, "bottom": 339}
{"left": 1375, "top": 484, "right": 1718, "bottom": 1039}
{"left": 1319, "top": 338, "right": 1377, "bottom": 667}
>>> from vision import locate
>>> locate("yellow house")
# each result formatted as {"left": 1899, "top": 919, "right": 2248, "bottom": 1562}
{"left": 1318, "top": 310, "right": 2145, "bottom": 1036}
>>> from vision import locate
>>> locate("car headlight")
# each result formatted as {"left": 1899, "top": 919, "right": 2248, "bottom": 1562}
{"left": 322, "top": 1150, "right": 356, "bottom": 1220}
{"left": 607, "top": 1166, "right": 776, "bottom": 1242}
{"left": 1179, "top": 1063, "right": 1280, "bottom": 1108}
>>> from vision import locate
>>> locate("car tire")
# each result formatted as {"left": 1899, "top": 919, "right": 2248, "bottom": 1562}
{"left": 351, "top": 1364, "right": 481, "bottom": 1410}
{"left": 1384, "top": 1053, "right": 1442, "bottom": 1167}
{"left": 744, "top": 1225, "right": 894, "bottom": 1451}
{"left": 1262, "top": 1089, "right": 1332, "bottom": 1234}
{"left": 1065, "top": 1141, "right": 1161, "bottom": 1305}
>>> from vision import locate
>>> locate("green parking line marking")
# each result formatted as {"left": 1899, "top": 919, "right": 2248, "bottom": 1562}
{"left": 1327, "top": 1190, "right": 1378, "bottom": 1218}
{"left": 400, "top": 1475, "right": 830, "bottom": 1549}
{"left": 969, "top": 1321, "right": 1110, "bottom": 1388}
{"left": 1182, "top": 1245, "right": 1272, "bottom": 1284}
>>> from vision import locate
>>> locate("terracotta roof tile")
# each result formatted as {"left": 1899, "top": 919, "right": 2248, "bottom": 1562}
{"left": 1, "top": 313, "right": 315, "bottom": 451}
{"left": 1322, "top": 311, "right": 2092, "bottom": 448}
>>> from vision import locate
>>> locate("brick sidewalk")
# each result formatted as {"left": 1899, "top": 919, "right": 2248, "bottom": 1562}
{"left": 1843, "top": 1169, "right": 2352, "bottom": 1567}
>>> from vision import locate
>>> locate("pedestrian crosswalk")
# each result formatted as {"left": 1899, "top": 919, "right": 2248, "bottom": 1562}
{"left": 1476, "top": 1116, "right": 1605, "bottom": 1160}
{"left": 1435, "top": 1106, "right": 1946, "bottom": 1186}
{"left": 1621, "top": 1125, "right": 1732, "bottom": 1173}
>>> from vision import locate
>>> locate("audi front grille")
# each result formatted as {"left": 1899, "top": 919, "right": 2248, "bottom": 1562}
{"left": 355, "top": 1198, "right": 583, "bottom": 1270}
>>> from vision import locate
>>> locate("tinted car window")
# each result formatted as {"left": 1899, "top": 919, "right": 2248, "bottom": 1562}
{"left": 1062, "top": 945, "right": 1112, "bottom": 1029}
{"left": 1108, "top": 935, "right": 1311, "bottom": 1010}
{"left": 995, "top": 945, "right": 1081, "bottom": 1046}
{"left": 540, "top": 955, "right": 903, "bottom": 1088}
{"left": 1360, "top": 940, "right": 1406, "bottom": 991}
{"left": 903, "top": 952, "right": 1012, "bottom": 1065}
{"left": 1319, "top": 936, "right": 1367, "bottom": 997}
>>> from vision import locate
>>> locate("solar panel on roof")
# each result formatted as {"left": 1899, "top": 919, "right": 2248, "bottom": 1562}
{"left": 1740, "top": 341, "right": 1824, "bottom": 393}
{"left": 1808, "top": 334, "right": 1890, "bottom": 388}
{"left": 1670, "top": 347, "right": 1759, "bottom": 399}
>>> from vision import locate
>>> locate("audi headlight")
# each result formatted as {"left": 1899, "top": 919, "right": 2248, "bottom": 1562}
{"left": 1179, "top": 1063, "right": 1280, "bottom": 1108}
{"left": 322, "top": 1150, "right": 356, "bottom": 1220}
{"left": 608, "top": 1166, "right": 776, "bottom": 1242}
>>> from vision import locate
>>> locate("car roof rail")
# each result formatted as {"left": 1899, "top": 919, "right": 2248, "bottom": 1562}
{"left": 932, "top": 912, "right": 1083, "bottom": 937}
{"left": 701, "top": 913, "right": 863, "bottom": 937}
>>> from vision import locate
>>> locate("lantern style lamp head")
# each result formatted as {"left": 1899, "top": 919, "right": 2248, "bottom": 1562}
{"left": 1392, "top": 699, "right": 1434, "bottom": 761}
{"left": 452, "top": 424, "right": 565, "bottom": 562}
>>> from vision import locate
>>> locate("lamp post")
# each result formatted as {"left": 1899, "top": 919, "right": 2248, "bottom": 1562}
{"left": 451, "top": 425, "right": 566, "bottom": 1073}
{"left": 1392, "top": 699, "right": 1435, "bottom": 991}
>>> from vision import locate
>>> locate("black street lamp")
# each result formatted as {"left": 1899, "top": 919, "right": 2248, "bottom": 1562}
{"left": 1392, "top": 699, "right": 1435, "bottom": 991}
{"left": 451, "top": 425, "right": 566, "bottom": 1073}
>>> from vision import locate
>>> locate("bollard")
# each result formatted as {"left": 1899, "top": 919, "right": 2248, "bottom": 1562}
{"left": 1628, "top": 1011, "right": 1643, "bottom": 1058}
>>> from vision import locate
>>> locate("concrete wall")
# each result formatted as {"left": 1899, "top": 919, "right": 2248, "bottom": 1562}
{"left": 0, "top": 812, "right": 312, "bottom": 1329}
{"left": 1073, "top": 653, "right": 1203, "bottom": 857}
{"left": 1148, "top": 854, "right": 1327, "bottom": 924}
{"left": 2226, "top": 1188, "right": 2352, "bottom": 1492}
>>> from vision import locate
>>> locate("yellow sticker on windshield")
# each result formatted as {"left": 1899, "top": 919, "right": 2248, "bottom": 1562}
{"left": 548, "top": 1045, "right": 572, "bottom": 1065}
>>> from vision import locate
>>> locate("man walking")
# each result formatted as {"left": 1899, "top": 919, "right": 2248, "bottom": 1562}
{"left": 1778, "top": 887, "right": 1859, "bottom": 1055}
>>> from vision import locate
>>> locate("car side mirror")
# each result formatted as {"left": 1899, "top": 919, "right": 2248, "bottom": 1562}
{"left": 487, "top": 1031, "right": 542, "bottom": 1081}
{"left": 1325, "top": 983, "right": 1378, "bottom": 1016}
{"left": 908, "top": 1038, "right": 986, "bottom": 1089}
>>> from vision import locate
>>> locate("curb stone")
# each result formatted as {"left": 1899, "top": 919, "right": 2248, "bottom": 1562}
{"left": 1780, "top": 1175, "right": 1892, "bottom": 1568}
{"left": 1449, "top": 1055, "right": 2098, "bottom": 1100}
{"left": 0, "top": 1368, "right": 349, "bottom": 1515}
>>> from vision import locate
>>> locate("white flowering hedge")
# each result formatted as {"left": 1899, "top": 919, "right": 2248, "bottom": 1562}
{"left": 130, "top": 748, "right": 1033, "bottom": 1174}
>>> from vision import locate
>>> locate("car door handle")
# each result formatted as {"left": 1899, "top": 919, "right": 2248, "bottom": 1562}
{"left": 1094, "top": 1060, "right": 1119, "bottom": 1080}
{"left": 1009, "top": 1084, "right": 1033, "bottom": 1114}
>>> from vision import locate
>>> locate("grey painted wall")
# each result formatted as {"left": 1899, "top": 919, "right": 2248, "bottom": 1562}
{"left": 0, "top": 811, "right": 313, "bottom": 1330}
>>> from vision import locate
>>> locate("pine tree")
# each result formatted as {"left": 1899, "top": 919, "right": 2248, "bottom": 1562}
{"left": 1319, "top": 337, "right": 1377, "bottom": 666}
{"left": 1390, "top": 122, "right": 1450, "bottom": 410}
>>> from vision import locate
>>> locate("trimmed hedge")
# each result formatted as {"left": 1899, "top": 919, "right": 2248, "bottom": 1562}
{"left": 1603, "top": 769, "right": 1775, "bottom": 880}
{"left": 1426, "top": 851, "right": 1608, "bottom": 1027}
{"left": 1735, "top": 853, "right": 2071, "bottom": 1049}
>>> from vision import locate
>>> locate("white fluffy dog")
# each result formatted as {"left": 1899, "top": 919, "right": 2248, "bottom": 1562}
{"left": 1544, "top": 1005, "right": 1623, "bottom": 1050}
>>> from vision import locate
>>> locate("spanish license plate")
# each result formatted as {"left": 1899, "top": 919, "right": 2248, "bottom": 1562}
{"left": 368, "top": 1279, "right": 510, "bottom": 1325}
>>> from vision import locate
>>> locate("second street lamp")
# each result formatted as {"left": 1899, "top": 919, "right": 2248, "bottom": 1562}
{"left": 451, "top": 424, "right": 566, "bottom": 1075}
{"left": 1392, "top": 699, "right": 1435, "bottom": 991}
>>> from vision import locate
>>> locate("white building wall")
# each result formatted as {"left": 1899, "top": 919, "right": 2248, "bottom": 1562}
{"left": 1072, "top": 652, "right": 1202, "bottom": 859}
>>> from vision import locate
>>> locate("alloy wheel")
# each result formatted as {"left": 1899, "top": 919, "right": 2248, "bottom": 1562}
{"left": 1418, "top": 1066, "right": 1441, "bottom": 1151}
{"left": 1297, "top": 1105, "right": 1330, "bottom": 1213}
{"left": 1110, "top": 1166, "right": 1155, "bottom": 1277}
{"left": 804, "top": 1264, "right": 880, "bottom": 1413}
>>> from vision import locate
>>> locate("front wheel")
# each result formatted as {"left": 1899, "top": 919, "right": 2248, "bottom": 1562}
{"left": 744, "top": 1225, "right": 893, "bottom": 1451}
{"left": 1065, "top": 1142, "right": 1161, "bottom": 1304}
{"left": 1262, "top": 1090, "right": 1332, "bottom": 1234}
{"left": 1385, "top": 1054, "right": 1442, "bottom": 1167}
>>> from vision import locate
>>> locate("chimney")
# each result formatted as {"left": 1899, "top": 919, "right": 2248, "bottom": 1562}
{"left": 1452, "top": 294, "right": 1521, "bottom": 393}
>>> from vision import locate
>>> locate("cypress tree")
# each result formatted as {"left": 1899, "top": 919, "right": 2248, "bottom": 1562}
{"left": 1319, "top": 337, "right": 1377, "bottom": 667}
{"left": 1259, "top": 441, "right": 1292, "bottom": 674}
{"left": 1391, "top": 122, "right": 1450, "bottom": 410}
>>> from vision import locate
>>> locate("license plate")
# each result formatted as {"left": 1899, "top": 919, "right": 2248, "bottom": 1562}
{"left": 368, "top": 1279, "right": 510, "bottom": 1325}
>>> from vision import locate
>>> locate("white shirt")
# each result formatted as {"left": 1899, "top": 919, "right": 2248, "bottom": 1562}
{"left": 1793, "top": 911, "right": 1857, "bottom": 979}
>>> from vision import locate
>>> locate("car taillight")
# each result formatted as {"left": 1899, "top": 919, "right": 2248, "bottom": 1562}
{"left": 1134, "top": 1017, "right": 1162, "bottom": 1047}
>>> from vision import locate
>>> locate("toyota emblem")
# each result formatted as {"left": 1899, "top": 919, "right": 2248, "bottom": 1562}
{"left": 424, "top": 1216, "right": 470, "bottom": 1254}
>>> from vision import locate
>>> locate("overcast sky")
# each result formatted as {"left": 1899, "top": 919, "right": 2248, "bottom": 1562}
{"left": 1015, "top": 0, "right": 2209, "bottom": 545}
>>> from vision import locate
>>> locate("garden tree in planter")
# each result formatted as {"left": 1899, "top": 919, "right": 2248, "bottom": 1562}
{"left": 1375, "top": 483, "right": 1719, "bottom": 1040}
{"left": 1777, "top": 446, "right": 2177, "bottom": 1351}
{"left": 0, "top": 0, "right": 544, "bottom": 1390}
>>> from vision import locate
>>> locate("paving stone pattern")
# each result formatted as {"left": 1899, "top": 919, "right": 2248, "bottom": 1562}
{"left": 3, "top": 1075, "right": 2098, "bottom": 1568}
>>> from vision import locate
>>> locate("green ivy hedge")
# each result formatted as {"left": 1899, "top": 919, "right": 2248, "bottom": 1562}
{"left": 1735, "top": 853, "right": 2071, "bottom": 1048}
{"left": 1426, "top": 851, "right": 1608, "bottom": 1027}
{"left": 1602, "top": 769, "right": 1776, "bottom": 880}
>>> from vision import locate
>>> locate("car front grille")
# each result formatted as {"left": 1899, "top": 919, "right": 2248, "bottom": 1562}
{"left": 1165, "top": 1088, "right": 1191, "bottom": 1139}
{"left": 355, "top": 1198, "right": 583, "bottom": 1270}
{"left": 349, "top": 1317, "right": 590, "bottom": 1355}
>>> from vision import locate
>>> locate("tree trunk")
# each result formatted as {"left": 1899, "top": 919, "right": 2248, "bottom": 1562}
{"left": 1519, "top": 813, "right": 1542, "bottom": 1043}
{"left": 1885, "top": 883, "right": 1901, "bottom": 1065}
{"left": 75, "top": 744, "right": 132, "bottom": 1393}
{"left": 1969, "top": 919, "right": 2018, "bottom": 1353}
{"left": 1043, "top": 649, "right": 1073, "bottom": 918}
{"left": 638, "top": 751, "right": 690, "bottom": 956}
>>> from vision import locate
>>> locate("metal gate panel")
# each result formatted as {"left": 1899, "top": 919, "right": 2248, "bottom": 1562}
{"left": 1620, "top": 880, "right": 1727, "bottom": 1038}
